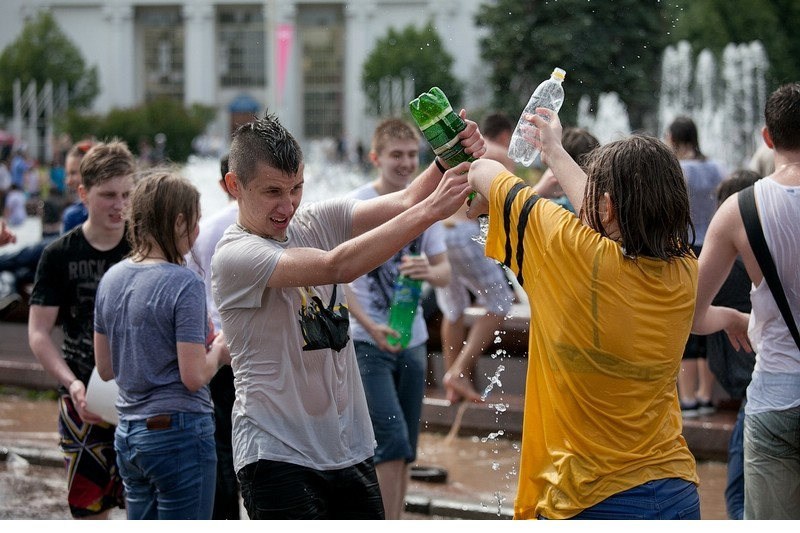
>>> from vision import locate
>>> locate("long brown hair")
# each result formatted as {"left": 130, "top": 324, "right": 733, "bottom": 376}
{"left": 128, "top": 170, "right": 200, "bottom": 265}
{"left": 667, "top": 116, "right": 706, "bottom": 160}
{"left": 580, "top": 135, "right": 695, "bottom": 260}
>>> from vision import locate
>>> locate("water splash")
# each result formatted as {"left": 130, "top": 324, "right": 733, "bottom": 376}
{"left": 493, "top": 491, "right": 507, "bottom": 516}
{"left": 480, "top": 364, "right": 505, "bottom": 401}
{"left": 472, "top": 215, "right": 489, "bottom": 246}
{"left": 481, "top": 429, "right": 505, "bottom": 443}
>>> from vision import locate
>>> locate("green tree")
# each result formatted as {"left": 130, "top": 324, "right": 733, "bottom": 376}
{"left": 59, "top": 99, "right": 215, "bottom": 163}
{"left": 362, "top": 21, "right": 464, "bottom": 116}
{"left": 476, "top": 1, "right": 671, "bottom": 129}
{"left": 668, "top": 0, "right": 800, "bottom": 88}
{"left": 0, "top": 11, "right": 99, "bottom": 117}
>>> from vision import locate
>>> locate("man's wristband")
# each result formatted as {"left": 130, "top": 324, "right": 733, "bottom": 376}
{"left": 434, "top": 157, "right": 448, "bottom": 174}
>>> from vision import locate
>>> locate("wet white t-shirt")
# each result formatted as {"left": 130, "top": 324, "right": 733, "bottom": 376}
{"left": 212, "top": 198, "right": 376, "bottom": 472}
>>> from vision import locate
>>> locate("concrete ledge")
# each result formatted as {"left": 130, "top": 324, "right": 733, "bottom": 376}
{"left": 0, "top": 361, "right": 57, "bottom": 390}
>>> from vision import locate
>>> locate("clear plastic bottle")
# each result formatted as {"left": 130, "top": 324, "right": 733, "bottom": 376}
{"left": 507, "top": 68, "right": 566, "bottom": 167}
{"left": 386, "top": 273, "right": 423, "bottom": 349}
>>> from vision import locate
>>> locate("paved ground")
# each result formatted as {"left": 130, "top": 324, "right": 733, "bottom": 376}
{"left": 0, "top": 388, "right": 729, "bottom": 520}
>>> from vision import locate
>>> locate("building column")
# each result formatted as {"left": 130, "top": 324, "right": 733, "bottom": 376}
{"left": 102, "top": 3, "right": 135, "bottom": 110}
{"left": 344, "top": 0, "right": 378, "bottom": 149}
{"left": 183, "top": 2, "right": 216, "bottom": 106}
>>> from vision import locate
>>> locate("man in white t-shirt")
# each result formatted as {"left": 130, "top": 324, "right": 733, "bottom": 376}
{"left": 211, "top": 112, "right": 484, "bottom": 519}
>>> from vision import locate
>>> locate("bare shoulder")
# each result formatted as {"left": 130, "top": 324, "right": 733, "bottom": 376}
{"left": 706, "top": 191, "right": 759, "bottom": 279}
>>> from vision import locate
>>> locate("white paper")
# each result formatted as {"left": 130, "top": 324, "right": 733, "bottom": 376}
{"left": 85, "top": 367, "right": 119, "bottom": 425}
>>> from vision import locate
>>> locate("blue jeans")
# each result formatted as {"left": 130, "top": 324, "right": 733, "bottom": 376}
{"left": 744, "top": 405, "right": 800, "bottom": 519}
{"left": 567, "top": 478, "right": 700, "bottom": 519}
{"left": 115, "top": 412, "right": 217, "bottom": 519}
{"left": 354, "top": 340, "right": 427, "bottom": 464}
{"left": 725, "top": 403, "right": 745, "bottom": 519}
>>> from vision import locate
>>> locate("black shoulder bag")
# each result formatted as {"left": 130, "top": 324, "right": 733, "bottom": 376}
{"left": 738, "top": 185, "right": 800, "bottom": 350}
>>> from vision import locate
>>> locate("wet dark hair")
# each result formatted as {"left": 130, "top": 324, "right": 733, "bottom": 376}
{"left": 220, "top": 153, "right": 229, "bottom": 178}
{"left": 228, "top": 112, "right": 302, "bottom": 188}
{"left": 562, "top": 127, "right": 600, "bottom": 168}
{"left": 128, "top": 170, "right": 200, "bottom": 266}
{"left": 581, "top": 135, "right": 695, "bottom": 260}
{"left": 717, "top": 169, "right": 761, "bottom": 205}
{"left": 667, "top": 116, "right": 705, "bottom": 160}
{"left": 481, "top": 112, "right": 514, "bottom": 140}
{"left": 765, "top": 83, "right": 800, "bottom": 151}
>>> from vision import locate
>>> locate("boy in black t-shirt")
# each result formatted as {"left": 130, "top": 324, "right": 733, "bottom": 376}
{"left": 28, "top": 140, "right": 135, "bottom": 519}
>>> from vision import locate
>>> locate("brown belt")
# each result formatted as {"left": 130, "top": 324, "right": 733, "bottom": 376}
{"left": 145, "top": 414, "right": 172, "bottom": 430}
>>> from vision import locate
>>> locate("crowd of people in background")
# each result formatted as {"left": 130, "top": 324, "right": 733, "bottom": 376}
{"left": 0, "top": 82, "right": 797, "bottom": 521}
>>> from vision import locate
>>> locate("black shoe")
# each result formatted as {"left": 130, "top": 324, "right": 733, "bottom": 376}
{"left": 697, "top": 399, "right": 716, "bottom": 416}
{"left": 680, "top": 401, "right": 699, "bottom": 418}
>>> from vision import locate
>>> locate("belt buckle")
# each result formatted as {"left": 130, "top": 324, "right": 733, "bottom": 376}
{"left": 145, "top": 414, "right": 172, "bottom": 430}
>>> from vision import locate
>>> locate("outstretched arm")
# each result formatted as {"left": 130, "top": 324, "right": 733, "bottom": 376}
{"left": 527, "top": 109, "right": 586, "bottom": 213}
{"left": 267, "top": 163, "right": 472, "bottom": 288}
{"left": 350, "top": 110, "right": 486, "bottom": 237}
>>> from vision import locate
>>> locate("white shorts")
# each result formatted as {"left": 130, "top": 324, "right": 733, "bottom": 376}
{"left": 434, "top": 220, "right": 514, "bottom": 322}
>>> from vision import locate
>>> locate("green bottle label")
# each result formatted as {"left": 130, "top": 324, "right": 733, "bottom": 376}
{"left": 409, "top": 87, "right": 475, "bottom": 168}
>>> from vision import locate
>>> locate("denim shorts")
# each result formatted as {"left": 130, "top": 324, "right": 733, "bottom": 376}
{"left": 354, "top": 340, "right": 427, "bottom": 464}
{"left": 115, "top": 412, "right": 217, "bottom": 519}
{"left": 565, "top": 478, "right": 700, "bottom": 520}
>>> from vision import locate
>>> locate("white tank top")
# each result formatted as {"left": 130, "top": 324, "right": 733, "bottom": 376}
{"left": 746, "top": 177, "right": 800, "bottom": 413}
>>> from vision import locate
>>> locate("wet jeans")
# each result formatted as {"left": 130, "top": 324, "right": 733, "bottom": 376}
{"left": 725, "top": 403, "right": 745, "bottom": 519}
{"left": 568, "top": 478, "right": 700, "bottom": 519}
{"left": 115, "top": 412, "right": 217, "bottom": 519}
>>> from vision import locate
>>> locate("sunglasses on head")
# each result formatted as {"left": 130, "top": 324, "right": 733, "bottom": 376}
{"left": 75, "top": 141, "right": 93, "bottom": 155}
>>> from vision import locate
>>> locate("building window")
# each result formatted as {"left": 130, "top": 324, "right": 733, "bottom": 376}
{"left": 218, "top": 6, "right": 266, "bottom": 87}
{"left": 299, "top": 6, "right": 344, "bottom": 139}
{"left": 138, "top": 6, "right": 184, "bottom": 102}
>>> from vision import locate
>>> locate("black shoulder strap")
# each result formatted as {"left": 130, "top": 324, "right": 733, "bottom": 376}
{"left": 500, "top": 181, "right": 541, "bottom": 288}
{"left": 502, "top": 182, "right": 527, "bottom": 268}
{"left": 738, "top": 185, "right": 800, "bottom": 350}
{"left": 513, "top": 194, "right": 541, "bottom": 287}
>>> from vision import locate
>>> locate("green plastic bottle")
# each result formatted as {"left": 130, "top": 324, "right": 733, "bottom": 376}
{"left": 409, "top": 87, "right": 476, "bottom": 168}
{"left": 409, "top": 87, "right": 476, "bottom": 200}
{"left": 386, "top": 273, "right": 423, "bottom": 349}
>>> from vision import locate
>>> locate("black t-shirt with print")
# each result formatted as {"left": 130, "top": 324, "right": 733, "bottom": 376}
{"left": 29, "top": 225, "right": 130, "bottom": 390}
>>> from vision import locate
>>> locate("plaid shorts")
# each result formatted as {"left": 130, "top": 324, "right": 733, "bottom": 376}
{"left": 58, "top": 395, "right": 125, "bottom": 518}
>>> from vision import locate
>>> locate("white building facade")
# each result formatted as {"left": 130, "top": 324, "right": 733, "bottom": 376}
{"left": 0, "top": 0, "right": 489, "bottom": 153}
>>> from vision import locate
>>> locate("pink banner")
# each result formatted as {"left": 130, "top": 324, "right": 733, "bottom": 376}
{"left": 276, "top": 24, "right": 294, "bottom": 106}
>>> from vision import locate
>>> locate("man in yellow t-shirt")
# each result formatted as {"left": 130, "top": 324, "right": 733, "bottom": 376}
{"left": 452, "top": 109, "right": 700, "bottom": 519}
